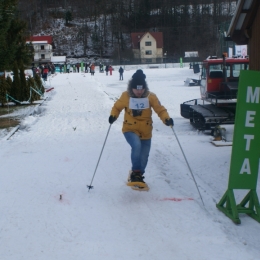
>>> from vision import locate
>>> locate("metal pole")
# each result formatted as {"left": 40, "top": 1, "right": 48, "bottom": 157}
{"left": 171, "top": 126, "right": 205, "bottom": 206}
{"left": 87, "top": 124, "right": 112, "bottom": 191}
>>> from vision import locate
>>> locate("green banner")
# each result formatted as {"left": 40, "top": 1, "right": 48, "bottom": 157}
{"left": 228, "top": 70, "right": 260, "bottom": 189}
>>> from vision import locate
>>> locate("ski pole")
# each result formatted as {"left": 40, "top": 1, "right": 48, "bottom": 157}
{"left": 170, "top": 126, "right": 205, "bottom": 207}
{"left": 87, "top": 124, "right": 112, "bottom": 191}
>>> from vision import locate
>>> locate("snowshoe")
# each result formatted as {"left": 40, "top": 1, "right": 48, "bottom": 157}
{"left": 127, "top": 171, "right": 149, "bottom": 191}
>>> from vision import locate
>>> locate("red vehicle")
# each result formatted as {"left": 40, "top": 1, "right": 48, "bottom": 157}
{"left": 180, "top": 55, "right": 249, "bottom": 130}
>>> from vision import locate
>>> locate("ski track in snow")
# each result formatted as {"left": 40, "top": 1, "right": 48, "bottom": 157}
{"left": 0, "top": 68, "right": 259, "bottom": 259}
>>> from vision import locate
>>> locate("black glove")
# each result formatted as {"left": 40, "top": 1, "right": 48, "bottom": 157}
{"left": 109, "top": 115, "right": 117, "bottom": 124}
{"left": 165, "top": 118, "right": 174, "bottom": 126}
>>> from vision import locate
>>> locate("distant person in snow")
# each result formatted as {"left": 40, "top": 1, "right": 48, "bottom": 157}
{"left": 31, "top": 64, "right": 36, "bottom": 77}
{"left": 99, "top": 63, "right": 104, "bottom": 73}
{"left": 35, "top": 67, "right": 41, "bottom": 76}
{"left": 39, "top": 64, "right": 44, "bottom": 78}
{"left": 119, "top": 66, "right": 124, "bottom": 80}
{"left": 50, "top": 63, "right": 55, "bottom": 74}
{"left": 105, "top": 65, "right": 109, "bottom": 75}
{"left": 90, "top": 63, "right": 95, "bottom": 75}
{"left": 85, "top": 63, "right": 89, "bottom": 73}
{"left": 76, "top": 63, "right": 80, "bottom": 73}
{"left": 108, "top": 65, "right": 113, "bottom": 75}
{"left": 66, "top": 63, "right": 70, "bottom": 73}
{"left": 43, "top": 66, "right": 49, "bottom": 81}
{"left": 108, "top": 69, "right": 174, "bottom": 188}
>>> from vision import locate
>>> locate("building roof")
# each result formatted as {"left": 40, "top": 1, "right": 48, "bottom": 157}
{"left": 131, "top": 32, "right": 163, "bottom": 49}
{"left": 26, "top": 36, "right": 53, "bottom": 45}
{"left": 227, "top": 0, "right": 260, "bottom": 44}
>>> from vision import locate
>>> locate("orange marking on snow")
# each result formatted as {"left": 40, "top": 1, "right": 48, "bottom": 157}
{"left": 160, "top": 197, "right": 194, "bottom": 202}
{"left": 46, "top": 87, "right": 54, "bottom": 92}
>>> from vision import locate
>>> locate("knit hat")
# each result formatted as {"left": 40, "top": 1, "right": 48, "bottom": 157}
{"left": 131, "top": 69, "right": 146, "bottom": 89}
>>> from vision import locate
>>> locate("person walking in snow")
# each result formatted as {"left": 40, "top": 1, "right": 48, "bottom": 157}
{"left": 108, "top": 69, "right": 174, "bottom": 187}
{"left": 108, "top": 65, "right": 113, "bottom": 75}
{"left": 119, "top": 66, "right": 124, "bottom": 80}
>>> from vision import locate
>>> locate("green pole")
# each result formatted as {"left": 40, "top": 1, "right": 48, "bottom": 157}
{"left": 180, "top": 57, "right": 183, "bottom": 68}
{"left": 81, "top": 62, "right": 83, "bottom": 72}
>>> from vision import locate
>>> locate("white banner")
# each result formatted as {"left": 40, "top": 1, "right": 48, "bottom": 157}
{"left": 235, "top": 45, "right": 247, "bottom": 57}
{"left": 229, "top": 47, "right": 233, "bottom": 57}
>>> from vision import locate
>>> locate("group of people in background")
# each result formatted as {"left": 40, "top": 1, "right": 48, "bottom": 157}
{"left": 31, "top": 63, "right": 55, "bottom": 81}
{"left": 62, "top": 63, "right": 82, "bottom": 73}
{"left": 105, "top": 65, "right": 113, "bottom": 76}
{"left": 61, "top": 62, "right": 98, "bottom": 75}
{"left": 31, "top": 61, "right": 125, "bottom": 81}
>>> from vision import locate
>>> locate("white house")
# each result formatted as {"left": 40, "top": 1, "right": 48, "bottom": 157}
{"left": 131, "top": 32, "right": 164, "bottom": 63}
{"left": 26, "top": 36, "right": 53, "bottom": 65}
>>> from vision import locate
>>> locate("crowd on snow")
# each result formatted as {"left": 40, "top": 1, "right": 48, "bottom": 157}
{"left": 31, "top": 62, "right": 125, "bottom": 81}
{"left": 31, "top": 63, "right": 56, "bottom": 81}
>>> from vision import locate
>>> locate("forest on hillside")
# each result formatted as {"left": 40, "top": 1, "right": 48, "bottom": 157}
{"left": 17, "top": 0, "right": 238, "bottom": 62}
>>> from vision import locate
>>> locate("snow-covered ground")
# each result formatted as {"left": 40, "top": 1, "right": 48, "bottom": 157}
{"left": 0, "top": 67, "right": 259, "bottom": 260}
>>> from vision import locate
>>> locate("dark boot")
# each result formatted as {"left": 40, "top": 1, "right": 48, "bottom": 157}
{"left": 129, "top": 171, "right": 145, "bottom": 183}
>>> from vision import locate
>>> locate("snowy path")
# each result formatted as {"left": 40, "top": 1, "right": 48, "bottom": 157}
{"left": 0, "top": 69, "right": 259, "bottom": 259}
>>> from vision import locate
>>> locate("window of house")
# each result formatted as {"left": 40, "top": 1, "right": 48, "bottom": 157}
{"left": 145, "top": 50, "right": 152, "bottom": 55}
{"left": 41, "top": 45, "right": 44, "bottom": 50}
{"left": 41, "top": 54, "right": 45, "bottom": 59}
{"left": 145, "top": 42, "right": 151, "bottom": 46}
{"left": 146, "top": 59, "right": 152, "bottom": 63}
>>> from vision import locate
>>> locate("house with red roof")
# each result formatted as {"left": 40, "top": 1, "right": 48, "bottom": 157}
{"left": 131, "top": 32, "right": 163, "bottom": 63}
{"left": 26, "top": 36, "right": 54, "bottom": 65}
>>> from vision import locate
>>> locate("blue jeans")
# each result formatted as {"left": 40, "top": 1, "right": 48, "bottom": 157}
{"left": 124, "top": 132, "right": 151, "bottom": 174}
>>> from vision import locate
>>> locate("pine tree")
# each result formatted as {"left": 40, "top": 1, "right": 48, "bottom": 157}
{"left": 0, "top": 0, "right": 11, "bottom": 68}
{"left": 0, "top": 0, "right": 33, "bottom": 107}
{"left": 34, "top": 74, "right": 44, "bottom": 96}
{"left": 0, "top": 0, "right": 19, "bottom": 71}
{"left": 30, "top": 75, "right": 43, "bottom": 103}
{"left": 0, "top": 77, "right": 8, "bottom": 106}
{"left": 10, "top": 61, "right": 21, "bottom": 102}
{"left": 26, "top": 76, "right": 35, "bottom": 104}
{"left": 65, "top": 10, "right": 73, "bottom": 26}
{"left": 6, "top": 76, "right": 12, "bottom": 94}
{"left": 19, "top": 63, "right": 29, "bottom": 102}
